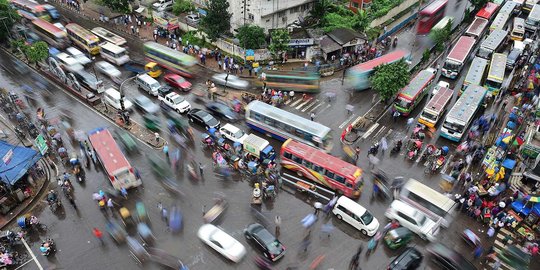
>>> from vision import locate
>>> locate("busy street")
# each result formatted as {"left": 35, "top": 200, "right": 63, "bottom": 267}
{"left": 0, "top": 0, "right": 538, "bottom": 269}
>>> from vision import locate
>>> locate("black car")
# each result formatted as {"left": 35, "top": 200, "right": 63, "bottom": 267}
{"left": 388, "top": 247, "right": 423, "bottom": 270}
{"left": 427, "top": 243, "right": 477, "bottom": 270}
{"left": 244, "top": 223, "right": 286, "bottom": 261}
{"left": 187, "top": 109, "right": 220, "bottom": 129}
{"left": 205, "top": 102, "right": 240, "bottom": 121}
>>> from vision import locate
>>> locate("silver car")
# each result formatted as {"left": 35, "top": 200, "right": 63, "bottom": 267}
{"left": 211, "top": 73, "right": 250, "bottom": 90}
{"left": 95, "top": 61, "right": 121, "bottom": 79}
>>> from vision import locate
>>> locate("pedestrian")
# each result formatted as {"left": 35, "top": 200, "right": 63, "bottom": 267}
{"left": 161, "top": 206, "right": 168, "bottom": 224}
{"left": 392, "top": 110, "right": 400, "bottom": 122}
{"left": 487, "top": 226, "right": 495, "bottom": 237}
{"left": 310, "top": 112, "right": 315, "bottom": 121}
{"left": 320, "top": 223, "right": 334, "bottom": 238}
{"left": 367, "top": 153, "right": 379, "bottom": 170}
{"left": 92, "top": 227, "right": 104, "bottom": 244}
{"left": 136, "top": 27, "right": 139, "bottom": 36}
{"left": 492, "top": 258, "right": 502, "bottom": 270}
{"left": 289, "top": 90, "right": 295, "bottom": 101}
{"left": 473, "top": 245, "right": 483, "bottom": 260}
{"left": 131, "top": 25, "right": 135, "bottom": 35}
{"left": 120, "top": 187, "right": 128, "bottom": 199}
{"left": 354, "top": 146, "right": 361, "bottom": 162}
{"left": 157, "top": 201, "right": 163, "bottom": 212}
{"left": 107, "top": 198, "right": 114, "bottom": 213}
{"left": 380, "top": 137, "right": 388, "bottom": 155}
{"left": 314, "top": 201, "right": 323, "bottom": 216}
{"left": 274, "top": 215, "right": 281, "bottom": 238}
{"left": 406, "top": 117, "right": 415, "bottom": 132}
{"left": 154, "top": 132, "right": 160, "bottom": 143}
{"left": 163, "top": 144, "right": 169, "bottom": 159}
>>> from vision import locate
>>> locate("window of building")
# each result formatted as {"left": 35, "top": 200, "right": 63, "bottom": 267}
{"left": 248, "top": 13, "right": 254, "bottom": 20}
{"left": 290, "top": 6, "right": 299, "bottom": 14}
{"left": 278, "top": 11, "right": 286, "bottom": 17}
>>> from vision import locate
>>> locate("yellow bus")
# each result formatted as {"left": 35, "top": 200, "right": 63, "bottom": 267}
{"left": 65, "top": 23, "right": 100, "bottom": 55}
{"left": 511, "top": 17, "right": 525, "bottom": 40}
{"left": 485, "top": 53, "right": 507, "bottom": 95}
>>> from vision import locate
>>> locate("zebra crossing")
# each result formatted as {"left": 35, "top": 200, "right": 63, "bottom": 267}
{"left": 486, "top": 228, "right": 519, "bottom": 270}
{"left": 284, "top": 97, "right": 330, "bottom": 114}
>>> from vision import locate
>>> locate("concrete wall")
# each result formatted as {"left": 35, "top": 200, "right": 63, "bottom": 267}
{"left": 369, "top": 0, "right": 419, "bottom": 28}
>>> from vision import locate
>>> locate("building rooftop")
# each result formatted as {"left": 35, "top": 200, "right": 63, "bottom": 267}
{"left": 327, "top": 28, "right": 365, "bottom": 45}
{"left": 320, "top": 35, "right": 341, "bottom": 53}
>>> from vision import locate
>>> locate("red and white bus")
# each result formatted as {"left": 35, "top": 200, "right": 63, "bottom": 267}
{"left": 280, "top": 139, "right": 364, "bottom": 198}
{"left": 10, "top": 0, "right": 50, "bottom": 21}
{"left": 441, "top": 35, "right": 476, "bottom": 79}
{"left": 31, "top": 19, "right": 69, "bottom": 49}
{"left": 88, "top": 128, "right": 141, "bottom": 190}
{"left": 476, "top": 2, "right": 500, "bottom": 21}
{"left": 417, "top": 0, "right": 448, "bottom": 35}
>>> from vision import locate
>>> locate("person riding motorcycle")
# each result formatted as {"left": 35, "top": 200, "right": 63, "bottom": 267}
{"left": 40, "top": 238, "right": 54, "bottom": 256}
{"left": 46, "top": 190, "right": 58, "bottom": 204}
{"left": 392, "top": 140, "right": 402, "bottom": 153}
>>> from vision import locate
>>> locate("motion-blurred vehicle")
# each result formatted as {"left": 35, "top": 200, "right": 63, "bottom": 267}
{"left": 211, "top": 73, "right": 249, "bottom": 90}
{"left": 158, "top": 91, "right": 191, "bottom": 113}
{"left": 384, "top": 227, "right": 413, "bottom": 249}
{"left": 197, "top": 224, "right": 246, "bottom": 263}
{"left": 187, "top": 109, "right": 220, "bottom": 129}
{"left": 385, "top": 200, "right": 440, "bottom": 241}
{"left": 219, "top": 123, "right": 248, "bottom": 144}
{"left": 115, "top": 131, "right": 138, "bottom": 154}
{"left": 388, "top": 247, "right": 423, "bottom": 270}
{"left": 332, "top": 196, "right": 379, "bottom": 236}
{"left": 205, "top": 102, "right": 240, "bottom": 121}
{"left": 164, "top": 73, "right": 192, "bottom": 91}
{"left": 66, "top": 47, "right": 92, "bottom": 66}
{"left": 133, "top": 95, "right": 159, "bottom": 115}
{"left": 427, "top": 243, "right": 477, "bottom": 270}
{"left": 95, "top": 61, "right": 121, "bottom": 78}
{"left": 244, "top": 223, "right": 285, "bottom": 261}
{"left": 53, "top": 22, "right": 66, "bottom": 33}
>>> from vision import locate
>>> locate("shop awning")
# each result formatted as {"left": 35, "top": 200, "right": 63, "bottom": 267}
{"left": 0, "top": 141, "right": 41, "bottom": 186}
{"left": 135, "top": 7, "right": 145, "bottom": 14}
{"left": 320, "top": 36, "right": 341, "bottom": 54}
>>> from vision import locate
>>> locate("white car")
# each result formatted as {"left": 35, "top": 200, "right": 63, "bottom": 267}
{"left": 211, "top": 73, "right": 250, "bottom": 90}
{"left": 385, "top": 200, "right": 440, "bottom": 241}
{"left": 66, "top": 47, "right": 91, "bottom": 66}
{"left": 53, "top": 22, "right": 66, "bottom": 33}
{"left": 185, "top": 14, "right": 201, "bottom": 24}
{"left": 431, "top": 81, "right": 450, "bottom": 96}
{"left": 197, "top": 224, "right": 246, "bottom": 263}
{"left": 219, "top": 123, "right": 248, "bottom": 144}
{"left": 95, "top": 61, "right": 121, "bottom": 78}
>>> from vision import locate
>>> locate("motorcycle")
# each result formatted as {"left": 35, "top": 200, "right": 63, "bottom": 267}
{"left": 40, "top": 239, "right": 55, "bottom": 256}
{"left": 46, "top": 191, "right": 62, "bottom": 212}
{"left": 456, "top": 141, "right": 469, "bottom": 155}
{"left": 391, "top": 140, "right": 402, "bottom": 154}
{"left": 368, "top": 142, "right": 380, "bottom": 156}
{"left": 421, "top": 144, "right": 437, "bottom": 162}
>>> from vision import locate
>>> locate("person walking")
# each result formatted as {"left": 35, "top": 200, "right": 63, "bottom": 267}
{"left": 310, "top": 112, "right": 316, "bottom": 121}
{"left": 314, "top": 202, "right": 323, "bottom": 216}
{"left": 274, "top": 215, "right": 281, "bottom": 238}
{"left": 107, "top": 198, "right": 114, "bottom": 215}
{"left": 392, "top": 110, "right": 400, "bottom": 122}
{"left": 92, "top": 227, "right": 104, "bottom": 244}
{"left": 199, "top": 163, "right": 204, "bottom": 176}
{"left": 154, "top": 132, "right": 160, "bottom": 143}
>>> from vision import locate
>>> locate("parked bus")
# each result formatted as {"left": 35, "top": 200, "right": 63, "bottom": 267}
{"left": 477, "top": 29, "right": 508, "bottom": 59}
{"left": 65, "top": 23, "right": 100, "bottom": 55}
{"left": 256, "top": 70, "right": 320, "bottom": 93}
{"left": 485, "top": 53, "right": 508, "bottom": 95}
{"left": 431, "top": 16, "right": 454, "bottom": 33}
{"left": 490, "top": 11, "right": 511, "bottom": 31}
{"left": 245, "top": 100, "right": 332, "bottom": 151}
{"left": 31, "top": 18, "right": 68, "bottom": 49}
{"left": 476, "top": 2, "right": 500, "bottom": 20}
{"left": 88, "top": 128, "right": 141, "bottom": 190}
{"left": 91, "top": 27, "right": 127, "bottom": 46}
{"left": 417, "top": 0, "right": 448, "bottom": 35}
{"left": 461, "top": 57, "right": 489, "bottom": 94}
{"left": 511, "top": 17, "right": 526, "bottom": 40}
{"left": 465, "top": 17, "right": 489, "bottom": 39}
{"left": 441, "top": 85, "right": 487, "bottom": 141}
{"left": 345, "top": 50, "right": 410, "bottom": 91}
{"left": 441, "top": 36, "right": 476, "bottom": 79}
{"left": 525, "top": 4, "right": 540, "bottom": 31}
{"left": 513, "top": 0, "right": 525, "bottom": 7}
{"left": 9, "top": 0, "right": 50, "bottom": 21}
{"left": 499, "top": 1, "right": 519, "bottom": 15}
{"left": 100, "top": 42, "right": 130, "bottom": 65}
{"left": 281, "top": 139, "right": 364, "bottom": 198}
{"left": 524, "top": 0, "right": 538, "bottom": 12}
{"left": 418, "top": 86, "right": 453, "bottom": 128}
{"left": 400, "top": 178, "right": 457, "bottom": 227}
{"left": 143, "top": 41, "right": 196, "bottom": 78}
{"left": 393, "top": 69, "right": 435, "bottom": 116}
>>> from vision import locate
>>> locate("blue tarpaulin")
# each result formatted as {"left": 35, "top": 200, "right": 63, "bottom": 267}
{"left": 0, "top": 141, "right": 41, "bottom": 186}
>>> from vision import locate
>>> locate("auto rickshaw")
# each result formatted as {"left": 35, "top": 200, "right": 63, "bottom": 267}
{"left": 137, "top": 223, "right": 155, "bottom": 246}
{"left": 119, "top": 207, "right": 135, "bottom": 228}
{"left": 143, "top": 114, "right": 161, "bottom": 132}
{"left": 127, "top": 236, "right": 150, "bottom": 264}
{"left": 116, "top": 131, "right": 138, "bottom": 154}
{"left": 384, "top": 227, "right": 412, "bottom": 249}
{"left": 145, "top": 62, "right": 162, "bottom": 78}
{"left": 106, "top": 220, "right": 127, "bottom": 244}
{"left": 135, "top": 202, "right": 148, "bottom": 224}
{"left": 203, "top": 197, "right": 228, "bottom": 223}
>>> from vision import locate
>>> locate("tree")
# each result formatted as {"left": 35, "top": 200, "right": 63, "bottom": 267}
{"left": 24, "top": 41, "right": 49, "bottom": 64}
{"left": 96, "top": 0, "right": 131, "bottom": 14}
{"left": 201, "top": 0, "right": 231, "bottom": 41}
{"left": 0, "top": 0, "right": 20, "bottom": 42}
{"left": 268, "top": 29, "right": 290, "bottom": 60}
{"left": 353, "top": 10, "right": 370, "bottom": 32}
{"left": 237, "top": 25, "right": 265, "bottom": 49}
{"left": 370, "top": 59, "right": 410, "bottom": 101}
{"left": 470, "top": 0, "right": 488, "bottom": 10}
{"left": 430, "top": 20, "right": 452, "bottom": 52}
{"left": 172, "top": 0, "right": 195, "bottom": 15}
{"left": 308, "top": 0, "right": 336, "bottom": 26}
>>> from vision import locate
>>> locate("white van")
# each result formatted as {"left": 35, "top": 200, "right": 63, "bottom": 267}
{"left": 100, "top": 42, "right": 130, "bottom": 66}
{"left": 332, "top": 196, "right": 379, "bottom": 236}
{"left": 103, "top": 88, "right": 133, "bottom": 110}
{"left": 385, "top": 200, "right": 440, "bottom": 241}
{"left": 152, "top": 0, "right": 173, "bottom": 11}
{"left": 66, "top": 47, "right": 91, "bottom": 66}
{"left": 135, "top": 74, "right": 160, "bottom": 96}
{"left": 55, "top": 52, "right": 83, "bottom": 73}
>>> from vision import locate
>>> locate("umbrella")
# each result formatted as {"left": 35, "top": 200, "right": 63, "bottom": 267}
{"left": 301, "top": 214, "right": 317, "bottom": 228}
{"left": 58, "top": 147, "right": 66, "bottom": 153}
{"left": 441, "top": 174, "right": 455, "bottom": 183}
{"left": 380, "top": 137, "right": 388, "bottom": 151}
{"left": 53, "top": 133, "right": 62, "bottom": 140}
{"left": 368, "top": 154, "right": 380, "bottom": 166}
{"left": 528, "top": 196, "right": 540, "bottom": 203}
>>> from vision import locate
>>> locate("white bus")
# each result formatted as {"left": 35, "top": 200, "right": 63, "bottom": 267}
{"left": 511, "top": 17, "right": 526, "bottom": 40}
{"left": 99, "top": 42, "right": 130, "bottom": 66}
{"left": 490, "top": 11, "right": 511, "bottom": 31}
{"left": 462, "top": 57, "right": 489, "bottom": 94}
{"left": 441, "top": 85, "right": 487, "bottom": 141}
{"left": 526, "top": 4, "right": 540, "bottom": 31}
{"left": 477, "top": 29, "right": 508, "bottom": 59}
{"left": 91, "top": 27, "right": 127, "bottom": 46}
{"left": 400, "top": 179, "right": 457, "bottom": 227}
{"left": 441, "top": 35, "right": 476, "bottom": 79}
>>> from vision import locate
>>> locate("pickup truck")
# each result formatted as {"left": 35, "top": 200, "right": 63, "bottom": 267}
{"left": 158, "top": 91, "right": 191, "bottom": 114}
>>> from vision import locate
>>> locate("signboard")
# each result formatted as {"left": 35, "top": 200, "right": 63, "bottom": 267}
{"left": 245, "top": 49, "right": 255, "bottom": 61}
{"left": 34, "top": 134, "right": 48, "bottom": 155}
{"left": 3, "top": 149, "right": 13, "bottom": 165}
{"left": 288, "top": 38, "right": 314, "bottom": 46}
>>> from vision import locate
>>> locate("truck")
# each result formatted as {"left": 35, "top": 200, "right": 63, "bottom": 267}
{"left": 522, "top": 124, "right": 540, "bottom": 158}
{"left": 243, "top": 134, "right": 276, "bottom": 161}
{"left": 158, "top": 90, "right": 191, "bottom": 114}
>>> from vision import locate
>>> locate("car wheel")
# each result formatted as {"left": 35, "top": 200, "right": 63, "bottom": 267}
{"left": 361, "top": 229, "right": 368, "bottom": 235}
{"left": 336, "top": 214, "right": 342, "bottom": 220}
{"left": 176, "top": 109, "right": 181, "bottom": 114}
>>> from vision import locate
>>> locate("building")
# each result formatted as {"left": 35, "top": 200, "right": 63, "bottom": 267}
{"left": 349, "top": 0, "right": 372, "bottom": 13}
{"left": 319, "top": 28, "right": 365, "bottom": 60}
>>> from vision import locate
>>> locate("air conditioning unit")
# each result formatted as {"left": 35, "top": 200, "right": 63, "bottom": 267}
{"left": 287, "top": 27, "right": 294, "bottom": 33}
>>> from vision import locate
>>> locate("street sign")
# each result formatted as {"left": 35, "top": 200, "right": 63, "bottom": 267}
{"left": 245, "top": 49, "right": 255, "bottom": 61}
{"left": 34, "top": 134, "right": 48, "bottom": 155}
{"left": 3, "top": 149, "right": 13, "bottom": 165}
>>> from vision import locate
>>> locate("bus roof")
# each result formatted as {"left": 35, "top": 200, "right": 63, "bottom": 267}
{"left": 65, "top": 23, "right": 99, "bottom": 40}
{"left": 403, "top": 179, "right": 456, "bottom": 212}
{"left": 448, "top": 36, "right": 476, "bottom": 63}
{"left": 530, "top": 4, "right": 540, "bottom": 19}
{"left": 432, "top": 16, "right": 454, "bottom": 31}
{"left": 499, "top": 1, "right": 518, "bottom": 14}
{"left": 480, "top": 29, "right": 508, "bottom": 51}
{"left": 487, "top": 53, "right": 507, "bottom": 82}
{"left": 143, "top": 41, "right": 196, "bottom": 66}
{"left": 446, "top": 85, "right": 487, "bottom": 122}
{"left": 282, "top": 139, "right": 362, "bottom": 177}
{"left": 476, "top": 2, "right": 500, "bottom": 20}
{"left": 264, "top": 70, "right": 319, "bottom": 80}
{"left": 350, "top": 50, "right": 409, "bottom": 73}
{"left": 399, "top": 70, "right": 435, "bottom": 99}
{"left": 420, "top": 0, "right": 448, "bottom": 15}
{"left": 490, "top": 12, "right": 510, "bottom": 30}
{"left": 88, "top": 128, "right": 132, "bottom": 175}
{"left": 91, "top": 27, "right": 127, "bottom": 46}
{"left": 100, "top": 42, "right": 126, "bottom": 53}
{"left": 424, "top": 86, "right": 453, "bottom": 113}
{"left": 246, "top": 100, "right": 331, "bottom": 138}
{"left": 464, "top": 57, "right": 489, "bottom": 86}
{"left": 465, "top": 17, "right": 489, "bottom": 37}
{"left": 32, "top": 18, "right": 65, "bottom": 37}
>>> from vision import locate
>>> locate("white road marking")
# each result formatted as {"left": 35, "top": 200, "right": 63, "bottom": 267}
{"left": 295, "top": 99, "right": 312, "bottom": 110}
{"left": 372, "top": 126, "right": 386, "bottom": 140}
{"left": 21, "top": 237, "right": 43, "bottom": 270}
{"left": 302, "top": 99, "right": 319, "bottom": 112}
{"left": 315, "top": 103, "right": 331, "bottom": 114}
{"left": 289, "top": 98, "right": 303, "bottom": 107}
{"left": 361, "top": 123, "right": 380, "bottom": 140}
{"left": 284, "top": 99, "right": 293, "bottom": 105}
{"left": 338, "top": 114, "right": 357, "bottom": 129}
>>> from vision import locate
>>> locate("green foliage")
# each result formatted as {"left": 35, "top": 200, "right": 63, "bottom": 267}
{"left": 10, "top": 39, "right": 24, "bottom": 52}
{"left": 0, "top": 0, "right": 20, "bottom": 42}
{"left": 201, "top": 0, "right": 231, "bottom": 41}
{"left": 430, "top": 23, "right": 451, "bottom": 52}
{"left": 366, "top": 27, "right": 381, "bottom": 41}
{"left": 370, "top": 59, "right": 410, "bottom": 101}
{"left": 182, "top": 31, "right": 206, "bottom": 47}
{"left": 322, "top": 6, "right": 370, "bottom": 32}
{"left": 422, "top": 48, "right": 430, "bottom": 63}
{"left": 309, "top": 0, "right": 337, "bottom": 25}
{"left": 172, "top": 0, "right": 195, "bottom": 15}
{"left": 236, "top": 25, "right": 265, "bottom": 49}
{"left": 353, "top": 10, "right": 370, "bottom": 32}
{"left": 470, "top": 0, "right": 488, "bottom": 9}
{"left": 370, "top": 0, "right": 404, "bottom": 19}
{"left": 96, "top": 0, "right": 131, "bottom": 14}
{"left": 23, "top": 41, "right": 49, "bottom": 63}
{"left": 268, "top": 29, "right": 290, "bottom": 59}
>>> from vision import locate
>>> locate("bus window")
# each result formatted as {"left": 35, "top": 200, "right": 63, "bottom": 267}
{"left": 325, "top": 170, "right": 335, "bottom": 179}
{"left": 303, "top": 160, "right": 313, "bottom": 169}
{"left": 283, "top": 151, "right": 292, "bottom": 159}
{"left": 264, "top": 116, "right": 274, "bottom": 125}
{"left": 313, "top": 164, "right": 324, "bottom": 174}
{"left": 335, "top": 175, "right": 346, "bottom": 184}
{"left": 292, "top": 155, "right": 303, "bottom": 164}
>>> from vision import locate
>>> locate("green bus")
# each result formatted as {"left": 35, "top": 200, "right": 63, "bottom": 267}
{"left": 257, "top": 70, "right": 320, "bottom": 93}
{"left": 143, "top": 42, "right": 197, "bottom": 78}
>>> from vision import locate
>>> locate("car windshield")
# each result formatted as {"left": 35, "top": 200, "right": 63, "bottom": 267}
{"left": 233, "top": 130, "right": 245, "bottom": 139}
{"left": 151, "top": 82, "right": 160, "bottom": 89}
{"left": 175, "top": 77, "right": 185, "bottom": 83}
{"left": 172, "top": 96, "right": 185, "bottom": 104}
{"left": 360, "top": 211, "right": 374, "bottom": 225}
{"left": 211, "top": 231, "right": 235, "bottom": 249}
{"left": 202, "top": 114, "right": 214, "bottom": 122}
{"left": 414, "top": 211, "right": 427, "bottom": 225}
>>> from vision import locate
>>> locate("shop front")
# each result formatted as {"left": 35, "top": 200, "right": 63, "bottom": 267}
{"left": 287, "top": 38, "right": 314, "bottom": 60}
